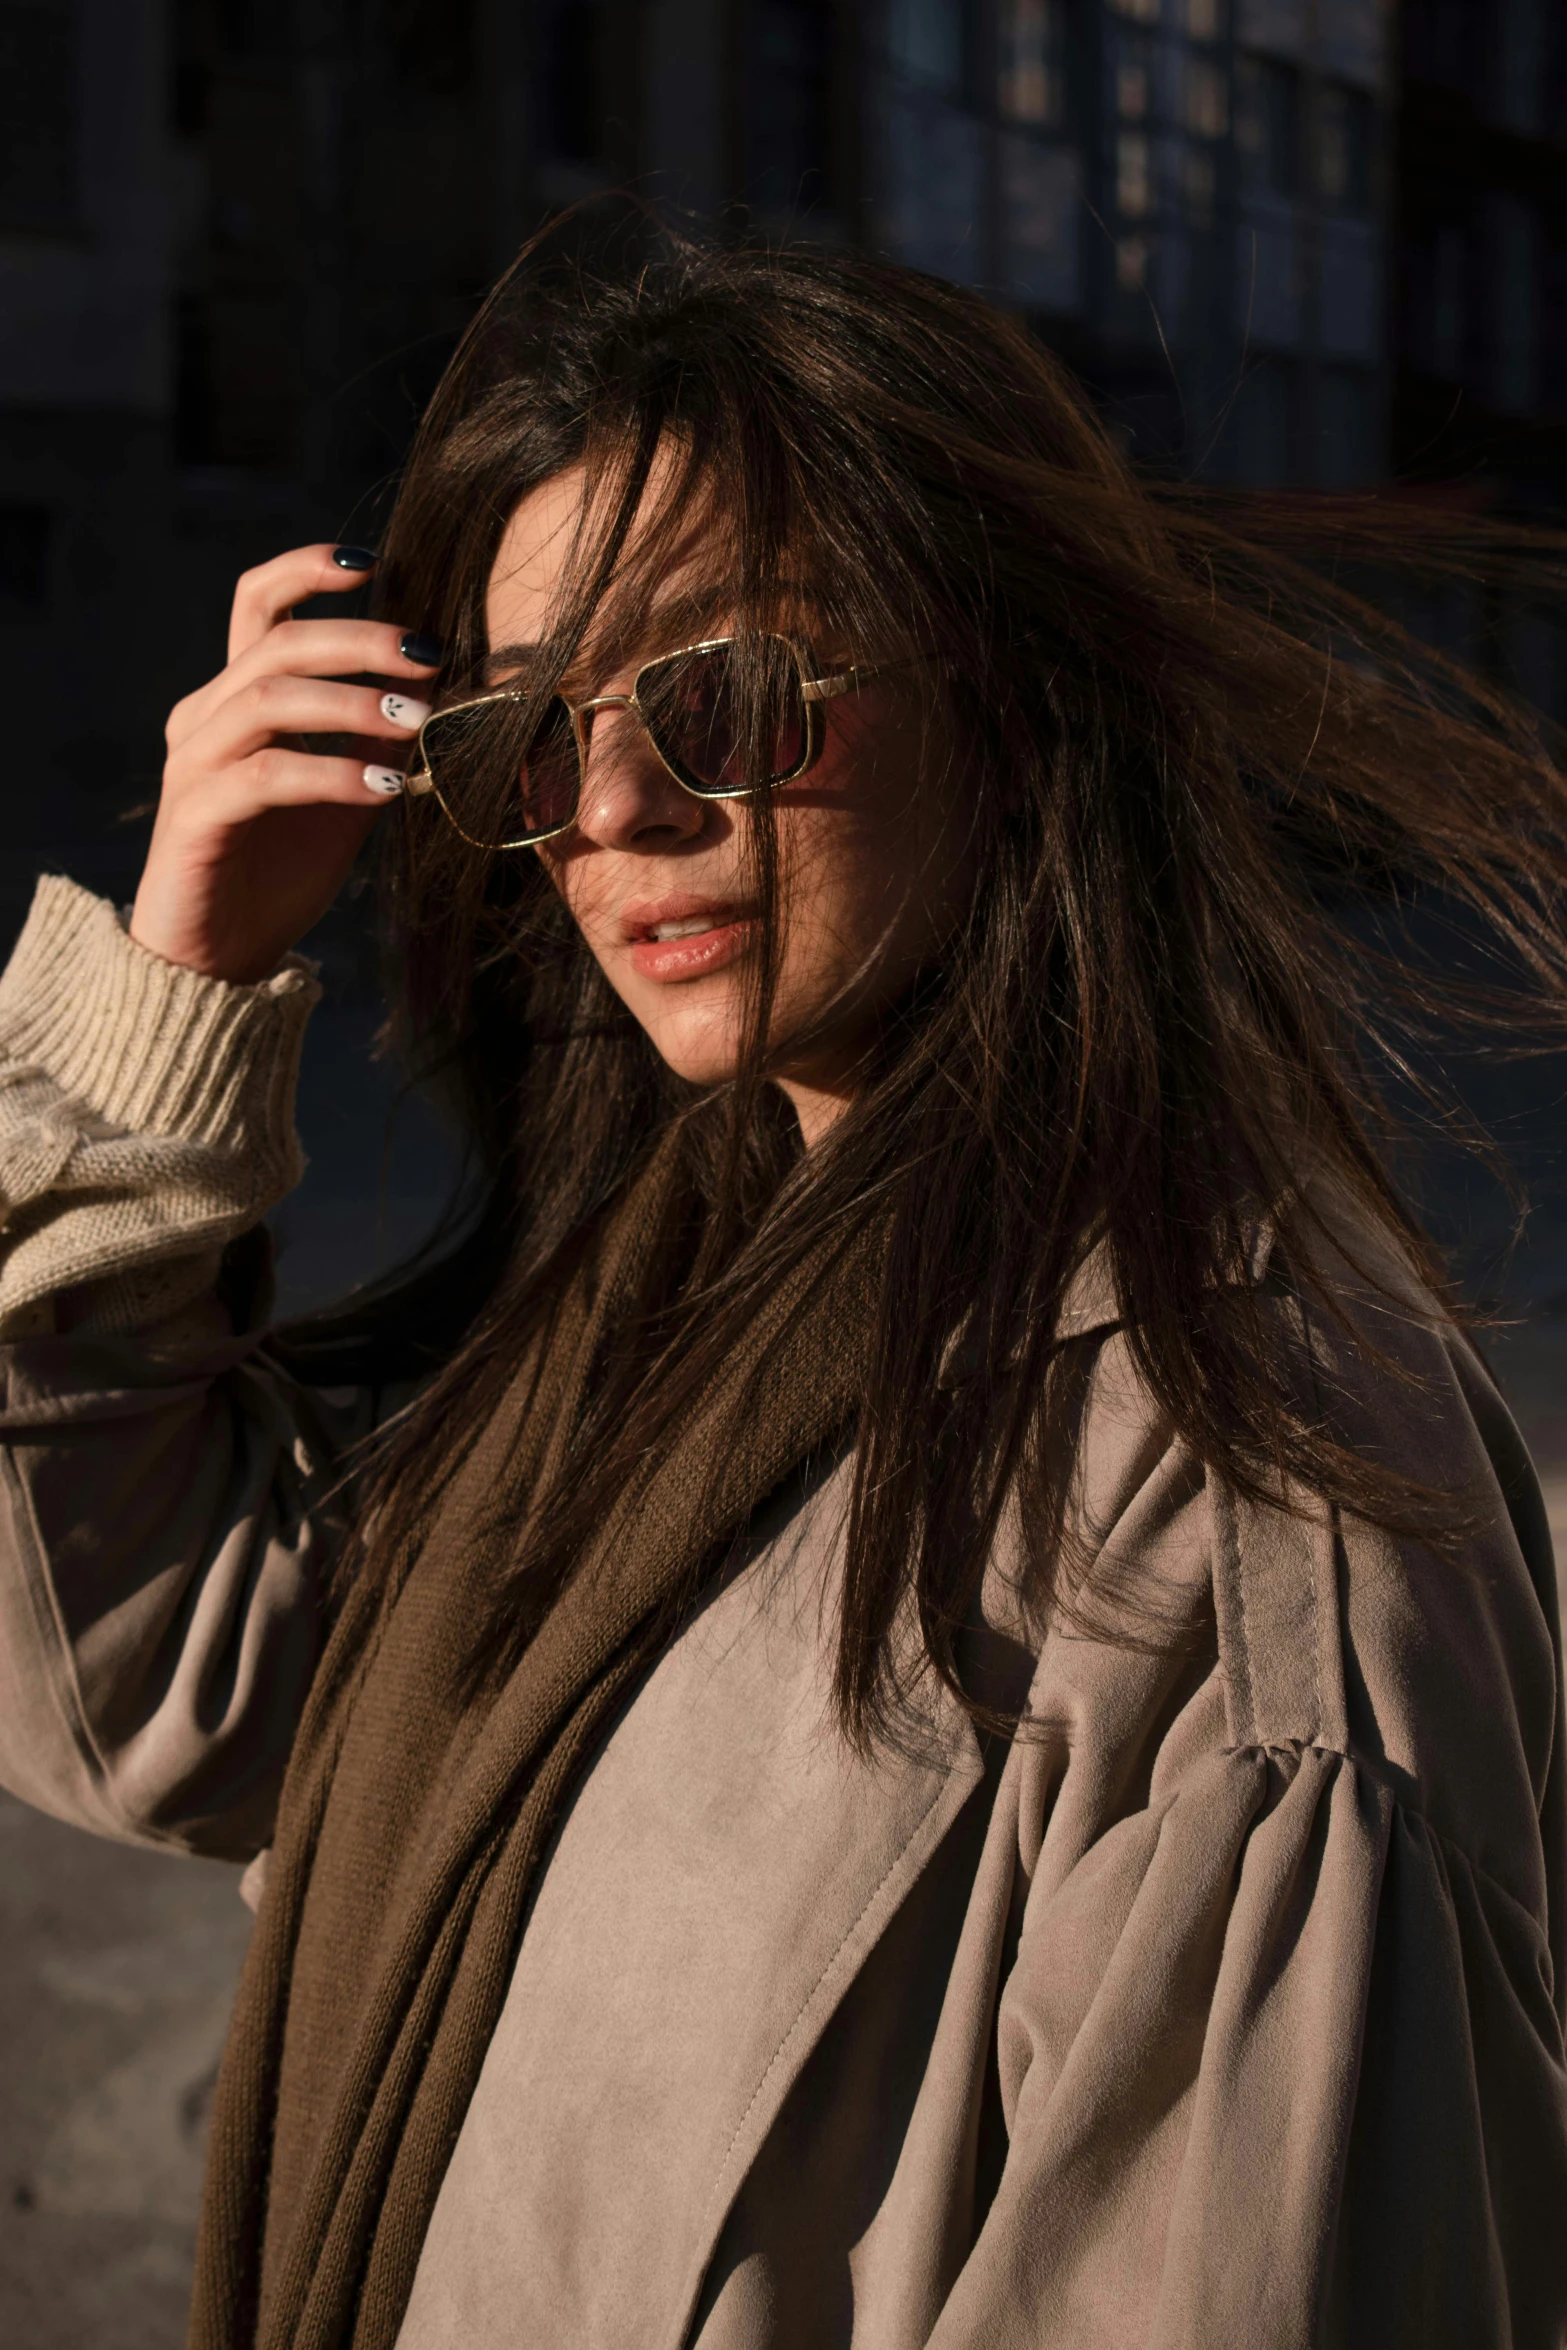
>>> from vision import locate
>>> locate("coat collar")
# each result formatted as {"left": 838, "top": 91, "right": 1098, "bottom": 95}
{"left": 936, "top": 1213, "right": 1287, "bottom": 1389}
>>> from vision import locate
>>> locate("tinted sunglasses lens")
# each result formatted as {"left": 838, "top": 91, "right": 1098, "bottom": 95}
{"left": 418, "top": 696, "right": 577, "bottom": 846}
{"left": 518, "top": 697, "right": 579, "bottom": 838}
{"left": 643, "top": 643, "right": 807, "bottom": 794}
{"left": 417, "top": 700, "right": 501, "bottom": 840}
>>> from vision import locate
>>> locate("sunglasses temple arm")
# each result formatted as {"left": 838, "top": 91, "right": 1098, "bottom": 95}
{"left": 802, "top": 652, "right": 934, "bottom": 703}
{"left": 801, "top": 663, "right": 883, "bottom": 704}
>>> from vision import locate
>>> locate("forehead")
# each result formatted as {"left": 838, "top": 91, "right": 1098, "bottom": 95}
{"left": 484, "top": 469, "right": 588, "bottom": 645}
{"left": 484, "top": 454, "right": 723, "bottom": 664}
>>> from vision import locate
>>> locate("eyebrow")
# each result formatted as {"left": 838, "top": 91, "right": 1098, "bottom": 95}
{"left": 482, "top": 641, "right": 541, "bottom": 684}
{"left": 482, "top": 588, "right": 736, "bottom": 688}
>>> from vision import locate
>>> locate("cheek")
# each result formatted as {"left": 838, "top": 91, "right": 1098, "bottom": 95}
{"left": 774, "top": 734, "right": 960, "bottom": 967}
{"left": 777, "top": 813, "right": 885, "bottom": 960}
{"left": 539, "top": 847, "right": 605, "bottom": 944}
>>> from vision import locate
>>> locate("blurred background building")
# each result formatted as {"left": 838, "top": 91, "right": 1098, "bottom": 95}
{"left": 4, "top": 0, "right": 1566, "bottom": 929}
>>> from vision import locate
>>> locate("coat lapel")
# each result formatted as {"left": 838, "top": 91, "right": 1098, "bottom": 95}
{"left": 395, "top": 1451, "right": 987, "bottom": 2350}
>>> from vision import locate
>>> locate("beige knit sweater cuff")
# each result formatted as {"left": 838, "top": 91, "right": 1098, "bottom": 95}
{"left": 0, "top": 876, "right": 322, "bottom": 1333}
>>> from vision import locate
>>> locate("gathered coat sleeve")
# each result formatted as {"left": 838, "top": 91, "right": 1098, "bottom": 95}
{"left": 0, "top": 876, "right": 346, "bottom": 1861}
{"left": 930, "top": 1277, "right": 1567, "bottom": 2349}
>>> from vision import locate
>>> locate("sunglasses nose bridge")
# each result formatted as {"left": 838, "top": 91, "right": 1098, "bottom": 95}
{"left": 573, "top": 690, "right": 645, "bottom": 773}
{"left": 570, "top": 689, "right": 708, "bottom": 843}
{"left": 572, "top": 690, "right": 641, "bottom": 763}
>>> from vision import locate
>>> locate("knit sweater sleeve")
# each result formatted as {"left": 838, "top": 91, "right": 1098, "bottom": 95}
{"left": 0, "top": 876, "right": 335, "bottom": 1859}
{"left": 0, "top": 873, "right": 318, "bottom": 1336}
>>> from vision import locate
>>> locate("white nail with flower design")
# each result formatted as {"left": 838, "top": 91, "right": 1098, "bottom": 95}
{"left": 380, "top": 693, "right": 431, "bottom": 732}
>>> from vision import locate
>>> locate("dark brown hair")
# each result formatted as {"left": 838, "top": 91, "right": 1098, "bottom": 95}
{"left": 288, "top": 210, "right": 1567, "bottom": 1743}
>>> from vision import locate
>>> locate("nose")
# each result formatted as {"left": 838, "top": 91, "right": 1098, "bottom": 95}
{"left": 570, "top": 701, "right": 708, "bottom": 851}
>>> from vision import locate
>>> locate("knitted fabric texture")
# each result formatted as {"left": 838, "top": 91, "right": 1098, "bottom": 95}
{"left": 188, "top": 1134, "right": 883, "bottom": 2350}
{"left": 0, "top": 876, "right": 319, "bottom": 1334}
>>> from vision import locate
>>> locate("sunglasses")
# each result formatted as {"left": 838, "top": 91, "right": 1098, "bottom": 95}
{"left": 403, "top": 633, "right": 900, "bottom": 852}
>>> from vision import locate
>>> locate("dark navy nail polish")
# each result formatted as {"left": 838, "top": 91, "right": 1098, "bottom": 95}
{"left": 332, "top": 543, "right": 377, "bottom": 571}
{"left": 399, "top": 631, "right": 444, "bottom": 666}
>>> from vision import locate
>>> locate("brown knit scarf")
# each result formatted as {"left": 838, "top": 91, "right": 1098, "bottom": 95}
{"left": 185, "top": 1137, "right": 881, "bottom": 2350}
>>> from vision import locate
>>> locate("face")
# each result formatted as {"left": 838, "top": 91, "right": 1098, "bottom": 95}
{"left": 484, "top": 467, "right": 977, "bottom": 1146}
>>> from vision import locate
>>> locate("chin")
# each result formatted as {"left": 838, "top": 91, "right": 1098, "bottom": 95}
{"left": 636, "top": 1003, "right": 745, "bottom": 1088}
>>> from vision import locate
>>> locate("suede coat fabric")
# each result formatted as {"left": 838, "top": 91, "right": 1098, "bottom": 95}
{"left": 188, "top": 1144, "right": 883, "bottom": 2350}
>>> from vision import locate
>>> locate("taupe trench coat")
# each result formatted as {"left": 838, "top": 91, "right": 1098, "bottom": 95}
{"left": 0, "top": 877, "right": 1563, "bottom": 2346}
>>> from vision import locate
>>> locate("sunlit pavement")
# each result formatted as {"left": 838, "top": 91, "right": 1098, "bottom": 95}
{"left": 0, "top": 1803, "right": 251, "bottom": 2350}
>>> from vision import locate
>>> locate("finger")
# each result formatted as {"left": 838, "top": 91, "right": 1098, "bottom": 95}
{"left": 170, "top": 677, "right": 430, "bottom": 773}
{"left": 168, "top": 619, "right": 443, "bottom": 749}
{"left": 179, "top": 746, "right": 409, "bottom": 831}
{"left": 227, "top": 543, "right": 379, "bottom": 662}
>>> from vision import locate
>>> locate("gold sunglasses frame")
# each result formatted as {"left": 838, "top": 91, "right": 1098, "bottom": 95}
{"left": 402, "top": 632, "right": 898, "bottom": 852}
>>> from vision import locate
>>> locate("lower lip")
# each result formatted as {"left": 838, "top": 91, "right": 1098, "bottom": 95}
{"left": 629, "top": 920, "right": 751, "bottom": 981}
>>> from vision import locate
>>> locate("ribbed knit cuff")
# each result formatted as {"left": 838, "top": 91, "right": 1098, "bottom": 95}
{"left": 0, "top": 877, "right": 321, "bottom": 1181}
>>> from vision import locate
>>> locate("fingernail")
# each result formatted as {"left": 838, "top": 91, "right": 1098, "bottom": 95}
{"left": 399, "top": 630, "right": 444, "bottom": 666}
{"left": 332, "top": 544, "right": 378, "bottom": 570}
{"left": 380, "top": 693, "right": 431, "bottom": 732}
{"left": 363, "top": 766, "right": 405, "bottom": 797}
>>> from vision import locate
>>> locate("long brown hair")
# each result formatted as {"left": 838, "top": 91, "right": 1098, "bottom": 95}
{"left": 287, "top": 210, "right": 1567, "bottom": 1743}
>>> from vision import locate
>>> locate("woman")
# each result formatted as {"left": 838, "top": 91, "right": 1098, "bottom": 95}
{"left": 0, "top": 223, "right": 1564, "bottom": 2350}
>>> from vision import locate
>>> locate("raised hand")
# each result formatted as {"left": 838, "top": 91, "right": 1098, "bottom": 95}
{"left": 130, "top": 544, "right": 443, "bottom": 984}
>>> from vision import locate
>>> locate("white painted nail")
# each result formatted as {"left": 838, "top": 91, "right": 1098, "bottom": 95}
{"left": 380, "top": 692, "right": 431, "bottom": 732}
{"left": 363, "top": 765, "right": 405, "bottom": 797}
